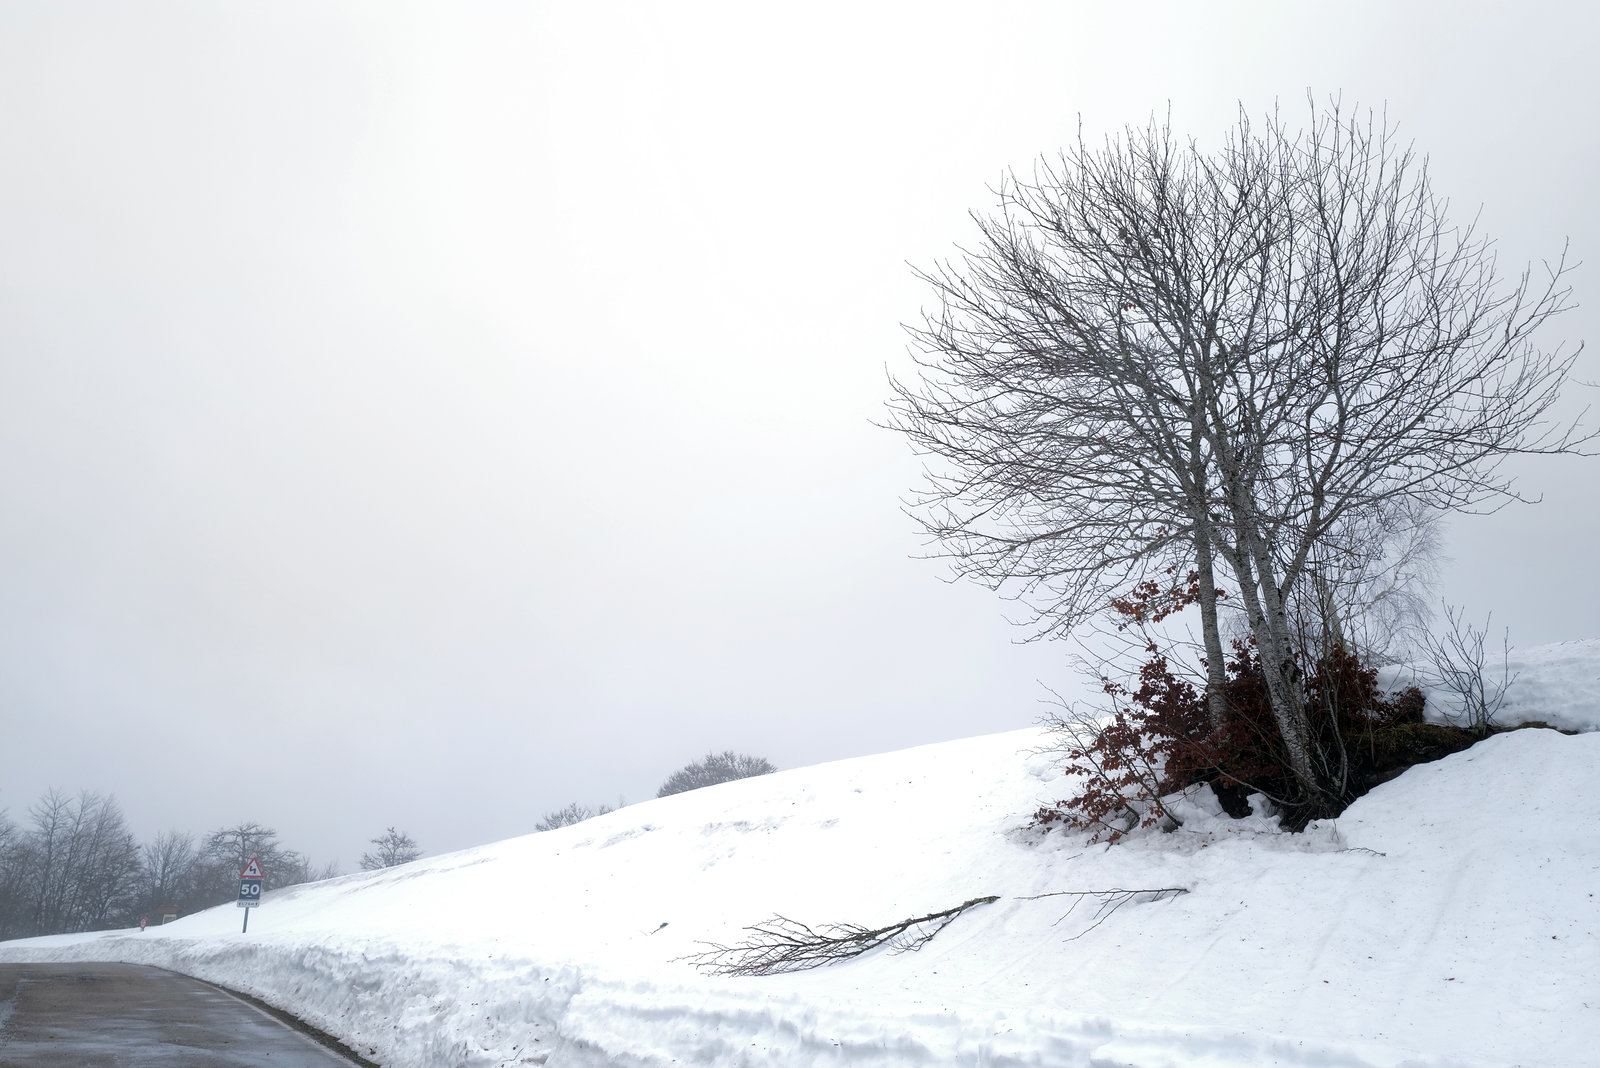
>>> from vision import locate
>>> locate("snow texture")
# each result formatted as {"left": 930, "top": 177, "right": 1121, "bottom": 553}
{"left": 4, "top": 642, "right": 1597, "bottom": 1067}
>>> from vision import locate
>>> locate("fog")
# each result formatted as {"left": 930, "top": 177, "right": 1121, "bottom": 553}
{"left": 1, "top": 2, "right": 1594, "bottom": 870}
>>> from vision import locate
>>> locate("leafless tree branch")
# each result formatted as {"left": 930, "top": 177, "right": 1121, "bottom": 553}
{"left": 1018, "top": 886, "right": 1190, "bottom": 941}
{"left": 680, "top": 895, "right": 1000, "bottom": 975}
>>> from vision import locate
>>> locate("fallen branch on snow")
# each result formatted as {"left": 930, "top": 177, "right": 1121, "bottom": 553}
{"left": 1018, "top": 887, "right": 1189, "bottom": 941}
{"left": 680, "top": 895, "right": 1000, "bottom": 975}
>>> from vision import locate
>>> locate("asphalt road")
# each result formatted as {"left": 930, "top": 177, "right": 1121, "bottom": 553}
{"left": 0, "top": 963, "right": 369, "bottom": 1067}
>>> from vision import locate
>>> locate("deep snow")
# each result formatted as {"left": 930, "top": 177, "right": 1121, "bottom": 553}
{"left": 3, "top": 644, "right": 1597, "bottom": 1068}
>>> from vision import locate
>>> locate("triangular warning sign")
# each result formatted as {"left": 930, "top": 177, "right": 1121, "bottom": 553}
{"left": 240, "top": 858, "right": 264, "bottom": 879}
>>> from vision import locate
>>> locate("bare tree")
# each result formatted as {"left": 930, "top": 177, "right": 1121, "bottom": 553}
{"left": 6, "top": 791, "right": 142, "bottom": 935}
{"left": 657, "top": 752, "right": 776, "bottom": 798}
{"left": 20, "top": 789, "right": 74, "bottom": 934}
{"left": 889, "top": 99, "right": 1585, "bottom": 815}
{"left": 195, "top": 822, "right": 331, "bottom": 900}
{"left": 1284, "top": 497, "right": 1440, "bottom": 667}
{"left": 300, "top": 859, "right": 343, "bottom": 884}
{"left": 140, "top": 830, "right": 199, "bottom": 917}
{"left": 68, "top": 794, "right": 142, "bottom": 930}
{"left": 202, "top": 821, "right": 281, "bottom": 876}
{"left": 0, "top": 809, "right": 28, "bottom": 939}
{"left": 359, "top": 827, "right": 422, "bottom": 870}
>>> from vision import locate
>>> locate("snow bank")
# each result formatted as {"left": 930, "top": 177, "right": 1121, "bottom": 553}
{"left": 5, "top": 645, "right": 1598, "bottom": 1067}
{"left": 1379, "top": 636, "right": 1600, "bottom": 733}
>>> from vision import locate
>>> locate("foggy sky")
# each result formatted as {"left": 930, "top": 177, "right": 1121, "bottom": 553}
{"left": 2, "top": 1, "right": 1595, "bottom": 872}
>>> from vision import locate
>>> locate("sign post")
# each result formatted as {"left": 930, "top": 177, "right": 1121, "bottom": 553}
{"left": 237, "top": 857, "right": 263, "bottom": 933}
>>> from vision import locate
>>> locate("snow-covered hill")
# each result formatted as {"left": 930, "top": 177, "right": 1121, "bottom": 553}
{"left": 4, "top": 646, "right": 1598, "bottom": 1068}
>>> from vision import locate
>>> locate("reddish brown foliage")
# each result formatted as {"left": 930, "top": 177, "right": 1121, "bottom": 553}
{"left": 1032, "top": 647, "right": 1209, "bottom": 842}
{"left": 1035, "top": 638, "right": 1426, "bottom": 840}
{"left": 1106, "top": 569, "right": 1222, "bottom": 630}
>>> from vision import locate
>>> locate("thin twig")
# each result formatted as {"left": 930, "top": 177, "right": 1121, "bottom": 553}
{"left": 1019, "top": 886, "right": 1190, "bottom": 941}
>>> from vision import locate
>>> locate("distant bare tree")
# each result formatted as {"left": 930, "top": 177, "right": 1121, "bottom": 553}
{"left": 195, "top": 821, "right": 331, "bottom": 901}
{"left": 657, "top": 752, "right": 776, "bottom": 798}
{"left": 69, "top": 794, "right": 142, "bottom": 930}
{"left": 535, "top": 802, "right": 616, "bottom": 832}
{"left": 6, "top": 790, "right": 142, "bottom": 936}
{"left": 0, "top": 809, "right": 26, "bottom": 939}
{"left": 20, "top": 789, "right": 75, "bottom": 934}
{"left": 305, "top": 859, "right": 343, "bottom": 883}
{"left": 360, "top": 827, "right": 422, "bottom": 870}
{"left": 140, "top": 830, "right": 199, "bottom": 917}
{"left": 275, "top": 853, "right": 339, "bottom": 887}
{"left": 202, "top": 821, "right": 282, "bottom": 877}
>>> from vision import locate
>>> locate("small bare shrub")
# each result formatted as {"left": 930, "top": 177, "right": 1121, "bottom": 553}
{"left": 1418, "top": 604, "right": 1517, "bottom": 737}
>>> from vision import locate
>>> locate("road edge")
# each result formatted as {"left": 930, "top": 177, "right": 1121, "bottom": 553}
{"left": 184, "top": 970, "right": 383, "bottom": 1067}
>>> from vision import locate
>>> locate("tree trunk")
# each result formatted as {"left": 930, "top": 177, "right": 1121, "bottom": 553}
{"left": 1192, "top": 519, "right": 1229, "bottom": 731}
{"left": 1186, "top": 408, "right": 1230, "bottom": 732}
{"left": 1216, "top": 516, "right": 1330, "bottom": 811}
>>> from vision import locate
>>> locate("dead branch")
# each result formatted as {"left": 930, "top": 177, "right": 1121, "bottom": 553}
{"left": 1018, "top": 886, "right": 1189, "bottom": 941}
{"left": 680, "top": 895, "right": 1000, "bottom": 976}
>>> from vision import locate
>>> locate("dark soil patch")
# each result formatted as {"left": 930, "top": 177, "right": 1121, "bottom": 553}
{"left": 1345, "top": 719, "right": 1575, "bottom": 796}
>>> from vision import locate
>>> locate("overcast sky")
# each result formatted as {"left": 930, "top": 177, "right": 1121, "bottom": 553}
{"left": 1, "top": 1, "right": 1595, "bottom": 871}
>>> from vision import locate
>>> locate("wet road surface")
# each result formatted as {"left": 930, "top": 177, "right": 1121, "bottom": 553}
{"left": 0, "top": 962, "right": 367, "bottom": 1066}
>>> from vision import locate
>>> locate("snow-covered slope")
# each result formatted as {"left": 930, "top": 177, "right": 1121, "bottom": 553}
{"left": 4, "top": 650, "right": 1597, "bottom": 1067}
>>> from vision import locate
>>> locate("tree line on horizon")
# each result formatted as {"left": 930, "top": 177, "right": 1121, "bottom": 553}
{"left": 0, "top": 791, "right": 419, "bottom": 941}
{"left": 0, "top": 751, "right": 779, "bottom": 941}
